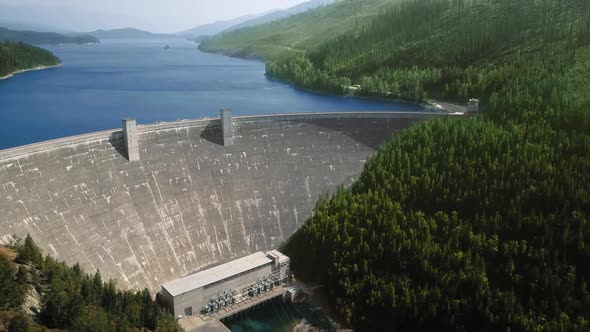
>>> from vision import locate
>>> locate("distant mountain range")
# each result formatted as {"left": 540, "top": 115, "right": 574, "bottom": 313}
{"left": 179, "top": 12, "right": 274, "bottom": 38}
{"left": 0, "top": 21, "right": 71, "bottom": 34}
{"left": 0, "top": 0, "right": 339, "bottom": 44}
{"left": 86, "top": 28, "right": 177, "bottom": 39}
{"left": 226, "top": 0, "right": 337, "bottom": 32}
{"left": 0, "top": 27, "right": 98, "bottom": 45}
{"left": 180, "top": 0, "right": 338, "bottom": 38}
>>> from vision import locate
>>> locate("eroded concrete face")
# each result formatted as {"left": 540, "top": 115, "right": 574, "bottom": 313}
{"left": 0, "top": 115, "right": 425, "bottom": 293}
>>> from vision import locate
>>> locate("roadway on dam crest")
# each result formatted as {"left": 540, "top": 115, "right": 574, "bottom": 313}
{"left": 0, "top": 112, "right": 443, "bottom": 293}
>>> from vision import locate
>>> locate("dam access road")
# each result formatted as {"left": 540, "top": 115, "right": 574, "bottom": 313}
{"left": 0, "top": 111, "right": 445, "bottom": 293}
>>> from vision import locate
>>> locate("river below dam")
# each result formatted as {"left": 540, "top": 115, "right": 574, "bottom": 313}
{"left": 223, "top": 301, "right": 338, "bottom": 332}
{"left": 0, "top": 38, "right": 426, "bottom": 149}
{"left": 222, "top": 286, "right": 343, "bottom": 332}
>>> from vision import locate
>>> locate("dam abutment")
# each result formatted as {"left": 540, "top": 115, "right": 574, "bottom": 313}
{"left": 0, "top": 111, "right": 445, "bottom": 293}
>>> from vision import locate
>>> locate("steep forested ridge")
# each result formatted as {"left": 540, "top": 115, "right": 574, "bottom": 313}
{"left": 0, "top": 236, "right": 180, "bottom": 331}
{"left": 87, "top": 28, "right": 174, "bottom": 40}
{"left": 203, "top": 0, "right": 590, "bottom": 103}
{"left": 286, "top": 110, "right": 590, "bottom": 330}
{"left": 0, "top": 42, "right": 60, "bottom": 78}
{"left": 269, "top": 0, "right": 590, "bottom": 101}
{"left": 200, "top": 0, "right": 393, "bottom": 59}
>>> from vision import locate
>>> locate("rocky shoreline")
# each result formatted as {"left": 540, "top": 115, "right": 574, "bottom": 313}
{"left": 0, "top": 63, "right": 62, "bottom": 80}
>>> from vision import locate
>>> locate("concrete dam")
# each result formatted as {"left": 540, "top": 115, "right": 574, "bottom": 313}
{"left": 0, "top": 111, "right": 440, "bottom": 293}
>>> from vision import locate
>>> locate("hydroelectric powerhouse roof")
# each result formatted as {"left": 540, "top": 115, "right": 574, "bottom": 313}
{"left": 162, "top": 252, "right": 272, "bottom": 297}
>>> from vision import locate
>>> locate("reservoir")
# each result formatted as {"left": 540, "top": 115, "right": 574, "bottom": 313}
{"left": 0, "top": 38, "right": 426, "bottom": 149}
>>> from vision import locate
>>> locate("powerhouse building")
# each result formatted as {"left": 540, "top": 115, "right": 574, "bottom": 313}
{"left": 160, "top": 250, "right": 290, "bottom": 317}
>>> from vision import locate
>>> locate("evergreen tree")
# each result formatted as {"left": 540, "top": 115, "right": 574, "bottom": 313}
{"left": 0, "top": 256, "right": 25, "bottom": 309}
{"left": 0, "top": 42, "right": 60, "bottom": 78}
{"left": 7, "top": 312, "right": 29, "bottom": 332}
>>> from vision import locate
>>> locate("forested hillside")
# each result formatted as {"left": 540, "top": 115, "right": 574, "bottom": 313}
{"left": 0, "top": 236, "right": 180, "bottom": 331}
{"left": 87, "top": 28, "right": 174, "bottom": 40}
{"left": 200, "top": 0, "right": 392, "bottom": 59}
{"left": 203, "top": 0, "right": 590, "bottom": 104}
{"left": 285, "top": 75, "right": 590, "bottom": 330}
{"left": 286, "top": 109, "right": 590, "bottom": 330}
{"left": 0, "top": 42, "right": 60, "bottom": 78}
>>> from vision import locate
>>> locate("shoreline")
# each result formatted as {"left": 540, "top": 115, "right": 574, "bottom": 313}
{"left": 0, "top": 63, "right": 63, "bottom": 81}
{"left": 199, "top": 46, "right": 465, "bottom": 113}
{"left": 265, "top": 74, "right": 441, "bottom": 110}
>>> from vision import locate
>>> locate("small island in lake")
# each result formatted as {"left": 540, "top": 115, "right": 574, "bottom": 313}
{"left": 0, "top": 42, "right": 61, "bottom": 80}
{"left": 164, "top": 44, "right": 171, "bottom": 49}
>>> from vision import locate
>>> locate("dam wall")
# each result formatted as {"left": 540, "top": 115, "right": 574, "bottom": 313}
{"left": 0, "top": 112, "right": 441, "bottom": 293}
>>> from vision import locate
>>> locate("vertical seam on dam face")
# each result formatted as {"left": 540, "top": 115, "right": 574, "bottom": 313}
{"left": 0, "top": 113, "right": 441, "bottom": 293}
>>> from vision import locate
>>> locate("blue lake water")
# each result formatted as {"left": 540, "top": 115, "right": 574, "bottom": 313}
{"left": 0, "top": 38, "right": 426, "bottom": 149}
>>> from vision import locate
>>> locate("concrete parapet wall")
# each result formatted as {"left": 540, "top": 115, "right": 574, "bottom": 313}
{"left": 0, "top": 112, "right": 441, "bottom": 160}
{"left": 0, "top": 112, "right": 443, "bottom": 293}
{"left": 0, "top": 130, "right": 119, "bottom": 161}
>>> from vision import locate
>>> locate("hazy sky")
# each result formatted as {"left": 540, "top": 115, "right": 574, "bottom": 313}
{"left": 0, "top": 0, "right": 308, "bottom": 33}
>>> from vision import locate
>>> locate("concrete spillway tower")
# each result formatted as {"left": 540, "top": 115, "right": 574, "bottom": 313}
{"left": 221, "top": 109, "right": 234, "bottom": 146}
{"left": 123, "top": 118, "right": 140, "bottom": 161}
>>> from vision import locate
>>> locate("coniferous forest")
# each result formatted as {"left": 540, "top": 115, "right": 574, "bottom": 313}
{"left": 204, "top": 0, "right": 590, "bottom": 103}
{"left": 286, "top": 110, "right": 590, "bottom": 330}
{"left": 0, "top": 235, "right": 180, "bottom": 331}
{"left": 267, "top": 0, "right": 590, "bottom": 102}
{"left": 0, "top": 42, "right": 60, "bottom": 78}
{"left": 206, "top": 0, "right": 590, "bottom": 331}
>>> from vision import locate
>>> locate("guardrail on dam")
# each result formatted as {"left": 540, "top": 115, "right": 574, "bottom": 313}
{"left": 0, "top": 111, "right": 444, "bottom": 293}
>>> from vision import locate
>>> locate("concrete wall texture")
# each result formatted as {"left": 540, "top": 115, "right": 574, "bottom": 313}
{"left": 0, "top": 112, "right": 441, "bottom": 293}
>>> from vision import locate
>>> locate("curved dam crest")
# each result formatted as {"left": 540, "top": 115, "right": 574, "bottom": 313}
{"left": 0, "top": 112, "right": 440, "bottom": 293}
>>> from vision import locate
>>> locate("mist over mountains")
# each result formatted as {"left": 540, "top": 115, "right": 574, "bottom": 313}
{"left": 0, "top": 0, "right": 335, "bottom": 42}
{"left": 86, "top": 28, "right": 176, "bottom": 39}
{"left": 0, "top": 27, "right": 98, "bottom": 45}
{"left": 179, "top": 12, "right": 273, "bottom": 38}
{"left": 161, "top": 0, "right": 338, "bottom": 38}
{"left": 0, "top": 2, "right": 137, "bottom": 33}
{"left": 225, "top": 0, "right": 337, "bottom": 32}
{"left": 0, "top": 0, "right": 323, "bottom": 36}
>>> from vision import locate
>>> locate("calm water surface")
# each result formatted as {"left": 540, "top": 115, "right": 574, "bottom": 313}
{"left": 223, "top": 301, "right": 338, "bottom": 332}
{"left": 0, "top": 39, "right": 426, "bottom": 149}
